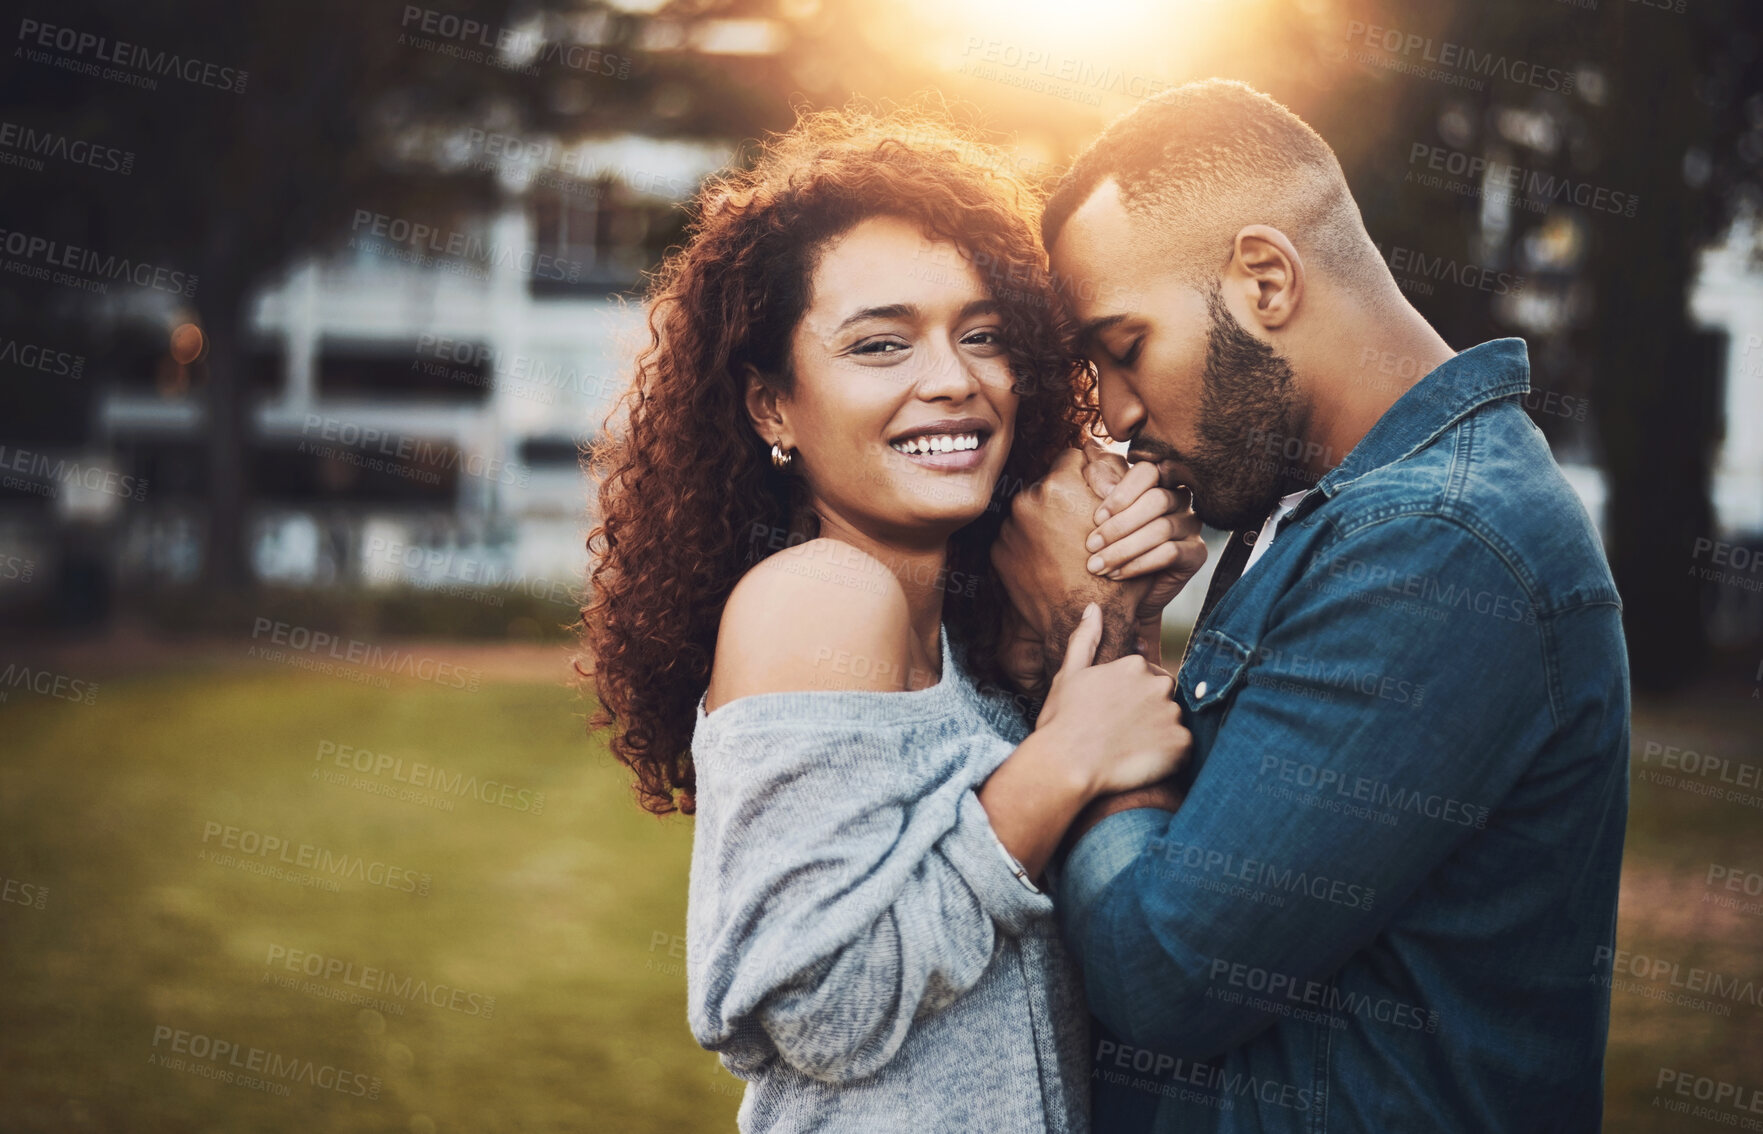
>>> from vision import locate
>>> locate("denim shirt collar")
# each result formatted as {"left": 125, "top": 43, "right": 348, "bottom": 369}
{"left": 1307, "top": 337, "right": 1532, "bottom": 506}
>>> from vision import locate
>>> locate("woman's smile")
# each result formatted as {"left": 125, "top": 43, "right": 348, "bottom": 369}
{"left": 886, "top": 416, "right": 994, "bottom": 472}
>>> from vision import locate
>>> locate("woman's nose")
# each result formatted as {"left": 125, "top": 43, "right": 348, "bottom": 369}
{"left": 915, "top": 341, "right": 982, "bottom": 399}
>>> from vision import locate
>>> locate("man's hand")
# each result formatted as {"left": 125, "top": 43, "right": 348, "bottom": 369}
{"left": 998, "top": 602, "right": 1048, "bottom": 699}
{"left": 993, "top": 448, "right": 1150, "bottom": 671}
{"left": 1080, "top": 442, "right": 1208, "bottom": 624}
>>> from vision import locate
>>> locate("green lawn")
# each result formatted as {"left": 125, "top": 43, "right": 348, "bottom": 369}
{"left": 2, "top": 651, "right": 1758, "bottom": 1132}
{"left": 0, "top": 656, "right": 741, "bottom": 1133}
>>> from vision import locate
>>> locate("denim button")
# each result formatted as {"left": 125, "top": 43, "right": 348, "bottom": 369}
{"left": 1195, "top": 681, "right": 1209, "bottom": 698}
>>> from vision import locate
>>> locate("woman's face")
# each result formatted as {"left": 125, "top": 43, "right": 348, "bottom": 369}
{"left": 765, "top": 215, "right": 1020, "bottom": 545}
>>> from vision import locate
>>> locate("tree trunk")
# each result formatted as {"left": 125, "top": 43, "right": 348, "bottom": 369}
{"left": 1588, "top": 6, "right": 1717, "bottom": 692}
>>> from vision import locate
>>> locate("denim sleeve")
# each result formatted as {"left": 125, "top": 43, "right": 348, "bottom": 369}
{"left": 1059, "top": 514, "right": 1555, "bottom": 1058}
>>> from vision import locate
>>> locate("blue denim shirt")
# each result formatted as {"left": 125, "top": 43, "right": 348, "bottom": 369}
{"left": 1059, "top": 339, "right": 1629, "bottom": 1133}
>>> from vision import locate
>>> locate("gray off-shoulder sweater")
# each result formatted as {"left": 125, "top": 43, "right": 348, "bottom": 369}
{"left": 685, "top": 625, "right": 1090, "bottom": 1133}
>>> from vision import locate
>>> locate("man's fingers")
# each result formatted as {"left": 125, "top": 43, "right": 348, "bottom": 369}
{"left": 1111, "top": 533, "right": 1209, "bottom": 582}
{"left": 1088, "top": 487, "right": 1176, "bottom": 551}
{"left": 1078, "top": 439, "right": 1121, "bottom": 500}
{"left": 1094, "top": 460, "right": 1163, "bottom": 525}
{"left": 1059, "top": 602, "right": 1102, "bottom": 674}
{"left": 1106, "top": 543, "right": 1182, "bottom": 581}
{"left": 1082, "top": 451, "right": 1130, "bottom": 501}
{"left": 1092, "top": 524, "right": 1180, "bottom": 576}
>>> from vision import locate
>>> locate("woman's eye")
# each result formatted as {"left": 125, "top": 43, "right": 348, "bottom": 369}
{"left": 962, "top": 329, "right": 1006, "bottom": 351}
{"left": 852, "top": 339, "right": 909, "bottom": 355}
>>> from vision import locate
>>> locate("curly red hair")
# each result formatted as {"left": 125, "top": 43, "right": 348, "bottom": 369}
{"left": 581, "top": 107, "right": 1093, "bottom": 815}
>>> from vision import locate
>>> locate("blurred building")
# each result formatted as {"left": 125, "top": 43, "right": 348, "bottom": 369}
{"left": 93, "top": 134, "right": 730, "bottom": 596}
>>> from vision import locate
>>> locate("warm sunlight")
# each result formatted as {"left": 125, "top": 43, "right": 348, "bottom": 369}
{"left": 903, "top": 0, "right": 1240, "bottom": 117}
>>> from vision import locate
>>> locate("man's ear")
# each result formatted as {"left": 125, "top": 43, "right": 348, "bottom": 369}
{"left": 1228, "top": 225, "right": 1303, "bottom": 331}
{"left": 742, "top": 365, "right": 791, "bottom": 450}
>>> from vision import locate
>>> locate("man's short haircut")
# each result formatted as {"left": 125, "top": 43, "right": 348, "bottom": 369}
{"left": 1043, "top": 79, "right": 1382, "bottom": 295}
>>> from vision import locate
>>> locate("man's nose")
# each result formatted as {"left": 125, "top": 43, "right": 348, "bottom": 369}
{"left": 1097, "top": 367, "right": 1144, "bottom": 441}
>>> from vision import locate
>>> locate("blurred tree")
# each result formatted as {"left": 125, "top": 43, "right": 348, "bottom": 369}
{"left": 0, "top": 0, "right": 766, "bottom": 592}
{"left": 1295, "top": 0, "right": 1760, "bottom": 691}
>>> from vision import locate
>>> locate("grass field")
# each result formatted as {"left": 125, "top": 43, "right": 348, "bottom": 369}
{"left": 0, "top": 647, "right": 742, "bottom": 1133}
{"left": 1, "top": 641, "right": 1758, "bottom": 1132}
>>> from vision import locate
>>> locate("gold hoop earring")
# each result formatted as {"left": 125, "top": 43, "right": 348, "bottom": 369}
{"left": 770, "top": 442, "right": 794, "bottom": 471}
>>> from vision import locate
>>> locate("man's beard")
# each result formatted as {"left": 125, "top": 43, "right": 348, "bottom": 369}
{"left": 1142, "top": 283, "right": 1305, "bottom": 532}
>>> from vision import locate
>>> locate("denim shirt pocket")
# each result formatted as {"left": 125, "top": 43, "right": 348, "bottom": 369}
{"left": 1179, "top": 628, "right": 1255, "bottom": 713}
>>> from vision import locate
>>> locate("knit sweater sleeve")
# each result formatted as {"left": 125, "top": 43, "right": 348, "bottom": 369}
{"left": 685, "top": 705, "right": 1051, "bottom": 1084}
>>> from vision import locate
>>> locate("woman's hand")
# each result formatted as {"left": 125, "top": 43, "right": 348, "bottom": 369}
{"left": 1037, "top": 603, "right": 1191, "bottom": 796}
{"left": 1080, "top": 443, "right": 1207, "bottom": 625}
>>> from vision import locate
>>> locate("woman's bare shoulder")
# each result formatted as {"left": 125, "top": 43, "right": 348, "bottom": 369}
{"left": 706, "top": 539, "right": 913, "bottom": 706}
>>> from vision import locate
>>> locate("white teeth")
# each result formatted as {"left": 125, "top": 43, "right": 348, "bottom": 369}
{"left": 890, "top": 432, "right": 982, "bottom": 455}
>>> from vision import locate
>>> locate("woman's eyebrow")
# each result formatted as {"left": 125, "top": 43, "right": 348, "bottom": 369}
{"left": 834, "top": 303, "right": 917, "bottom": 333}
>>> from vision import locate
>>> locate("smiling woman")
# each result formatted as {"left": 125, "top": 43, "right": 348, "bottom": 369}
{"left": 581, "top": 107, "right": 1092, "bottom": 818}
